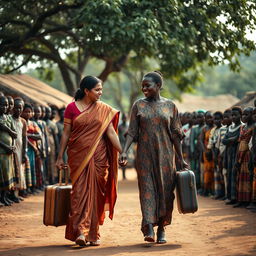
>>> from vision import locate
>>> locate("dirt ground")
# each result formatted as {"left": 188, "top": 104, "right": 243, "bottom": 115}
{"left": 0, "top": 168, "right": 255, "bottom": 256}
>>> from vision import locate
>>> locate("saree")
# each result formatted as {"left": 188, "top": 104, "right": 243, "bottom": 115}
{"left": 65, "top": 101, "right": 119, "bottom": 242}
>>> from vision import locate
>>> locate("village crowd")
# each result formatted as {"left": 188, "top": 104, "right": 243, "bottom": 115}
{"left": 0, "top": 90, "right": 256, "bottom": 213}
{"left": 0, "top": 92, "right": 64, "bottom": 207}
{"left": 180, "top": 101, "right": 256, "bottom": 211}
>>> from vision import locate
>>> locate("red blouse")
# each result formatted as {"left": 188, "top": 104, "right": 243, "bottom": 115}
{"left": 64, "top": 102, "right": 81, "bottom": 125}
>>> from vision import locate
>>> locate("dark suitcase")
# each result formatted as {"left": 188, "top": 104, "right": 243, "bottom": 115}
{"left": 43, "top": 168, "right": 72, "bottom": 226}
{"left": 176, "top": 169, "right": 198, "bottom": 214}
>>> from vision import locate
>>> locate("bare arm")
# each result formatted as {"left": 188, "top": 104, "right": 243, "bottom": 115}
{"left": 106, "top": 123, "right": 122, "bottom": 153}
{"left": 172, "top": 135, "right": 188, "bottom": 170}
{"left": 56, "top": 123, "right": 71, "bottom": 169}
{"left": 27, "top": 133, "right": 41, "bottom": 140}
{"left": 0, "top": 123, "right": 17, "bottom": 139}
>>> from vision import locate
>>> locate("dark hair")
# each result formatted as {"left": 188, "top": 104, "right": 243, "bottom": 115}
{"left": 143, "top": 71, "right": 163, "bottom": 87}
{"left": 58, "top": 107, "right": 66, "bottom": 115}
{"left": 243, "top": 107, "right": 253, "bottom": 114}
{"left": 74, "top": 76, "right": 102, "bottom": 101}
{"left": 224, "top": 108, "right": 231, "bottom": 114}
{"left": 214, "top": 111, "right": 223, "bottom": 119}
{"left": 14, "top": 97, "right": 24, "bottom": 105}
{"left": 0, "top": 95, "right": 7, "bottom": 102}
{"left": 205, "top": 111, "right": 212, "bottom": 116}
{"left": 24, "top": 103, "right": 33, "bottom": 111}
{"left": 231, "top": 106, "right": 242, "bottom": 115}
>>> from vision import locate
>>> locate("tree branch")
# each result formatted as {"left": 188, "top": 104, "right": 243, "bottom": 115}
{"left": 6, "top": 54, "right": 33, "bottom": 74}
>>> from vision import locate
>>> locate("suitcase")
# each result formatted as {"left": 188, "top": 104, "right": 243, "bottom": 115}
{"left": 176, "top": 169, "right": 198, "bottom": 214}
{"left": 43, "top": 167, "right": 72, "bottom": 226}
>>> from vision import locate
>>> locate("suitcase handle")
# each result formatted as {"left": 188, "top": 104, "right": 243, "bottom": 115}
{"left": 59, "top": 166, "right": 69, "bottom": 186}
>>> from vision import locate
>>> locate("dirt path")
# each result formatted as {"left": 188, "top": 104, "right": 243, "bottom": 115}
{"left": 0, "top": 168, "right": 255, "bottom": 256}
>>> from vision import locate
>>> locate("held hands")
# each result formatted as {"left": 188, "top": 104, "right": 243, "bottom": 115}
{"left": 119, "top": 152, "right": 128, "bottom": 167}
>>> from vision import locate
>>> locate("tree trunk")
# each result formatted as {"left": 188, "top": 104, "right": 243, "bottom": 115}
{"left": 57, "top": 62, "right": 76, "bottom": 96}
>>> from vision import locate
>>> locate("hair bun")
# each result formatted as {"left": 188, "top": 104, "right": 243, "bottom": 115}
{"left": 154, "top": 70, "right": 163, "bottom": 77}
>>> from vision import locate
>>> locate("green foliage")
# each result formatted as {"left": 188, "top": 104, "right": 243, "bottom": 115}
{"left": 197, "top": 51, "right": 256, "bottom": 98}
{"left": 0, "top": 0, "right": 255, "bottom": 95}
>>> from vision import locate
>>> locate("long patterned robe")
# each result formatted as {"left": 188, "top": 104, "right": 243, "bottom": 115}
{"left": 64, "top": 101, "right": 119, "bottom": 242}
{"left": 222, "top": 123, "right": 241, "bottom": 201}
{"left": 236, "top": 124, "right": 254, "bottom": 203}
{"left": 127, "top": 98, "right": 183, "bottom": 235}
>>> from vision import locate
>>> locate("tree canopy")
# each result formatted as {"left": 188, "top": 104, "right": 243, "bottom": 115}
{"left": 1, "top": 0, "right": 255, "bottom": 95}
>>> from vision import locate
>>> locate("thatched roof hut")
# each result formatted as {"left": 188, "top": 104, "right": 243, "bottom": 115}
{"left": 0, "top": 74, "right": 72, "bottom": 108}
{"left": 173, "top": 93, "right": 240, "bottom": 113}
{"left": 232, "top": 91, "right": 256, "bottom": 109}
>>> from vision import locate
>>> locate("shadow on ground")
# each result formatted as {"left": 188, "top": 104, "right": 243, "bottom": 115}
{"left": 0, "top": 243, "right": 182, "bottom": 256}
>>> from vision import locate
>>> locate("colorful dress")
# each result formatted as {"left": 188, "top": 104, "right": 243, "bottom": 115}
{"left": 12, "top": 116, "right": 27, "bottom": 190}
{"left": 250, "top": 126, "right": 256, "bottom": 202}
{"left": 27, "top": 120, "right": 41, "bottom": 187}
{"left": 0, "top": 114, "right": 16, "bottom": 190}
{"left": 202, "top": 126, "right": 215, "bottom": 194}
{"left": 208, "top": 126, "right": 225, "bottom": 197}
{"left": 127, "top": 98, "right": 183, "bottom": 235}
{"left": 236, "top": 124, "right": 254, "bottom": 203}
{"left": 64, "top": 101, "right": 119, "bottom": 242}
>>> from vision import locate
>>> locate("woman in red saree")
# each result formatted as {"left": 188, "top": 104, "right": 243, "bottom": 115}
{"left": 56, "top": 76, "right": 122, "bottom": 246}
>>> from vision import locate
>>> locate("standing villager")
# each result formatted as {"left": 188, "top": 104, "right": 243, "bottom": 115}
{"left": 200, "top": 111, "right": 215, "bottom": 196}
{"left": 216, "top": 109, "right": 232, "bottom": 201}
{"left": 0, "top": 96, "right": 17, "bottom": 206}
{"left": 33, "top": 105, "right": 45, "bottom": 190}
{"left": 56, "top": 75, "right": 122, "bottom": 246}
{"left": 223, "top": 106, "right": 243, "bottom": 205}
{"left": 234, "top": 107, "right": 254, "bottom": 208}
{"left": 22, "top": 104, "right": 42, "bottom": 194}
{"left": 247, "top": 107, "right": 256, "bottom": 211}
{"left": 44, "top": 106, "right": 59, "bottom": 184}
{"left": 208, "top": 111, "right": 224, "bottom": 199}
{"left": 39, "top": 106, "right": 50, "bottom": 185}
{"left": 190, "top": 110, "right": 205, "bottom": 191}
{"left": 119, "top": 71, "right": 187, "bottom": 244}
{"left": 182, "top": 112, "right": 193, "bottom": 166}
{"left": 12, "top": 98, "right": 27, "bottom": 198}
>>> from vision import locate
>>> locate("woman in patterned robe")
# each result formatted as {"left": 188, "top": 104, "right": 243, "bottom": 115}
{"left": 119, "top": 71, "right": 187, "bottom": 244}
{"left": 234, "top": 107, "right": 254, "bottom": 208}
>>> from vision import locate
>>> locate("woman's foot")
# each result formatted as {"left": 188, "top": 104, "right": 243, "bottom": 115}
{"left": 144, "top": 224, "right": 155, "bottom": 242}
{"left": 156, "top": 227, "right": 167, "bottom": 244}
{"left": 75, "top": 235, "right": 87, "bottom": 246}
{"left": 89, "top": 240, "right": 101, "bottom": 246}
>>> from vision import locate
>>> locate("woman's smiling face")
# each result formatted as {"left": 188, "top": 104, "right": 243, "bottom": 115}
{"left": 141, "top": 77, "right": 159, "bottom": 99}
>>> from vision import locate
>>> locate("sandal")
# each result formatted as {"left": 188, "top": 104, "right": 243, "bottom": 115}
{"left": 75, "top": 235, "right": 87, "bottom": 246}
{"left": 89, "top": 240, "right": 101, "bottom": 246}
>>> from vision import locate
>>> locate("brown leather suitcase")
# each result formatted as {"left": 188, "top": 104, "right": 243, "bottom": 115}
{"left": 176, "top": 169, "right": 198, "bottom": 214}
{"left": 43, "top": 168, "right": 72, "bottom": 226}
